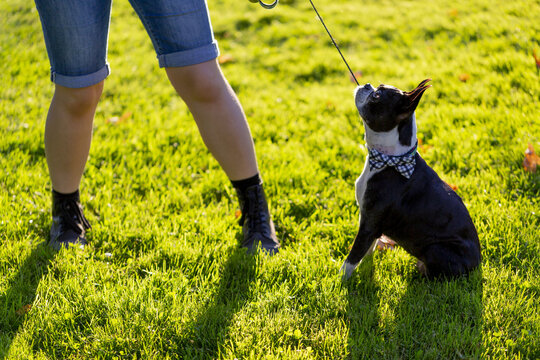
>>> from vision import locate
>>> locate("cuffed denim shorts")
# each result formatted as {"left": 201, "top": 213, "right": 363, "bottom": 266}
{"left": 34, "top": 0, "right": 220, "bottom": 88}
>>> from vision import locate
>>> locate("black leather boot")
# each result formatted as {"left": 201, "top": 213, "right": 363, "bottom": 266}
{"left": 49, "top": 191, "right": 91, "bottom": 250}
{"left": 236, "top": 184, "right": 280, "bottom": 254}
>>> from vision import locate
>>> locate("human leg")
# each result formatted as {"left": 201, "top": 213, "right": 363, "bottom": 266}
{"left": 165, "top": 61, "right": 258, "bottom": 181}
{"left": 35, "top": 0, "right": 112, "bottom": 248}
{"left": 166, "top": 63, "right": 279, "bottom": 253}
{"left": 45, "top": 84, "right": 102, "bottom": 249}
{"left": 45, "top": 83, "right": 103, "bottom": 193}
{"left": 129, "top": 0, "right": 279, "bottom": 252}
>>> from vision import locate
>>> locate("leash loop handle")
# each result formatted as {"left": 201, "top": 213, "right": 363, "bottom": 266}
{"left": 259, "top": 0, "right": 279, "bottom": 9}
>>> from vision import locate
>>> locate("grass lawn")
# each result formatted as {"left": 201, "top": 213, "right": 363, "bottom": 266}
{"left": 1, "top": 0, "right": 539, "bottom": 358}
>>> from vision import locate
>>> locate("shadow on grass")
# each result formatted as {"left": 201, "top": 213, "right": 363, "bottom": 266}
{"left": 347, "top": 258, "right": 484, "bottom": 359}
{"left": 0, "top": 242, "right": 55, "bottom": 359}
{"left": 177, "top": 247, "right": 257, "bottom": 359}
{"left": 344, "top": 256, "right": 384, "bottom": 359}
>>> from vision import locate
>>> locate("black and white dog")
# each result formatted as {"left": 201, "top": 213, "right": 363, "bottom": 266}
{"left": 341, "top": 79, "right": 481, "bottom": 279}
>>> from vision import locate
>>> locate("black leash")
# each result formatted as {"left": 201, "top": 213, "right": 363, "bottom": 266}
{"left": 255, "top": 0, "right": 359, "bottom": 85}
{"left": 307, "top": 0, "right": 359, "bottom": 85}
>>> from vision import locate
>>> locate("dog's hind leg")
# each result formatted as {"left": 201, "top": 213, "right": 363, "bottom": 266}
{"left": 341, "top": 221, "right": 379, "bottom": 280}
{"left": 419, "top": 241, "right": 480, "bottom": 280}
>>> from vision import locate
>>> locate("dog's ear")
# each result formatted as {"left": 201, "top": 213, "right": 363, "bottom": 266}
{"left": 397, "top": 79, "right": 431, "bottom": 121}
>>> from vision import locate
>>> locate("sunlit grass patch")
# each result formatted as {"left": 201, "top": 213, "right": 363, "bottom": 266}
{"left": 1, "top": 0, "right": 539, "bottom": 358}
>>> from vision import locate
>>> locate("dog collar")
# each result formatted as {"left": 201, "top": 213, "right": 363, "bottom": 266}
{"left": 368, "top": 142, "right": 418, "bottom": 179}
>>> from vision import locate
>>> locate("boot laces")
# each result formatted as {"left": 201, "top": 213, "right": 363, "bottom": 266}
{"left": 59, "top": 199, "right": 91, "bottom": 234}
{"left": 239, "top": 186, "right": 270, "bottom": 235}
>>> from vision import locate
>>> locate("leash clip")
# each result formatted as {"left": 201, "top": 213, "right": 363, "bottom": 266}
{"left": 258, "top": 0, "right": 279, "bottom": 9}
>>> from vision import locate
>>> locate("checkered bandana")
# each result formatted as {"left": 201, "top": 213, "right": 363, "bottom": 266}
{"left": 368, "top": 142, "right": 418, "bottom": 179}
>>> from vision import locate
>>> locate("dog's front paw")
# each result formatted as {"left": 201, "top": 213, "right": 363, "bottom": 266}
{"left": 340, "top": 260, "right": 358, "bottom": 280}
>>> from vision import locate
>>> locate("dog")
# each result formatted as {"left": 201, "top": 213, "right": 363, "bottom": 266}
{"left": 341, "top": 79, "right": 481, "bottom": 280}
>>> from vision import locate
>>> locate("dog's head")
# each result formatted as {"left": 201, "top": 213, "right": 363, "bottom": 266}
{"left": 354, "top": 79, "right": 431, "bottom": 133}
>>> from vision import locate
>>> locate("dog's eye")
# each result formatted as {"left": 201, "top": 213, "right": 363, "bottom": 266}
{"left": 372, "top": 92, "right": 380, "bottom": 100}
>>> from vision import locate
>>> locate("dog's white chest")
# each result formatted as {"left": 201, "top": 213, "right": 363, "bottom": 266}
{"left": 355, "top": 115, "right": 417, "bottom": 210}
{"left": 355, "top": 158, "right": 376, "bottom": 210}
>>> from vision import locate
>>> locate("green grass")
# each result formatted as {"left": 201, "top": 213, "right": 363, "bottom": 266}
{"left": 1, "top": 0, "right": 539, "bottom": 358}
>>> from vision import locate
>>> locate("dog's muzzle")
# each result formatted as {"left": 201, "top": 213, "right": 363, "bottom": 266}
{"left": 355, "top": 83, "right": 374, "bottom": 110}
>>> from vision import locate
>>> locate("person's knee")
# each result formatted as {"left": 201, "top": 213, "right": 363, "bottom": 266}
{"left": 53, "top": 82, "right": 104, "bottom": 116}
{"left": 167, "top": 62, "right": 227, "bottom": 104}
{"left": 190, "top": 77, "right": 224, "bottom": 104}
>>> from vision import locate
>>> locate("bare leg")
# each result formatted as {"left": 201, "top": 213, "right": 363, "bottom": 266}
{"left": 45, "top": 82, "right": 104, "bottom": 193}
{"left": 166, "top": 60, "right": 279, "bottom": 253}
{"left": 165, "top": 59, "right": 258, "bottom": 181}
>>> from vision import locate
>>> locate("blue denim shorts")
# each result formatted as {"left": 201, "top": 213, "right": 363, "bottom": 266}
{"left": 34, "top": 0, "right": 220, "bottom": 88}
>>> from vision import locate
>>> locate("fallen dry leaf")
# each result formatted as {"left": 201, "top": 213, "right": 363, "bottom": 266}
{"left": 448, "top": 9, "right": 459, "bottom": 18}
{"left": 16, "top": 304, "right": 32, "bottom": 316}
{"left": 418, "top": 138, "right": 433, "bottom": 152}
{"left": 218, "top": 54, "right": 235, "bottom": 65}
{"left": 235, "top": 209, "right": 242, "bottom": 219}
{"left": 119, "top": 111, "right": 132, "bottom": 122}
{"left": 106, "top": 116, "right": 119, "bottom": 124}
{"left": 419, "top": 144, "right": 433, "bottom": 152}
{"left": 523, "top": 143, "right": 540, "bottom": 173}
{"left": 106, "top": 111, "right": 132, "bottom": 125}
{"left": 533, "top": 50, "right": 540, "bottom": 73}
{"left": 458, "top": 73, "right": 470, "bottom": 82}
{"left": 449, "top": 183, "right": 459, "bottom": 191}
